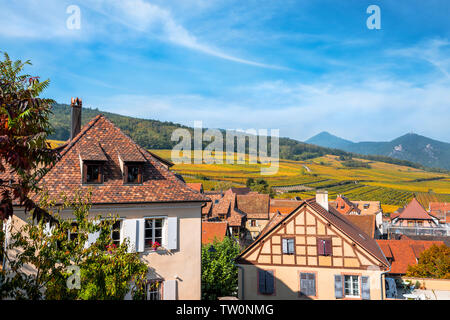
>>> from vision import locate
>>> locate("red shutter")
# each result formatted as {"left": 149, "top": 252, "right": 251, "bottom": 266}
{"left": 317, "top": 238, "right": 324, "bottom": 255}
{"left": 325, "top": 239, "right": 332, "bottom": 256}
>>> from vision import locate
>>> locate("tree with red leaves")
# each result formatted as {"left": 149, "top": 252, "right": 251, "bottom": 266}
{"left": 0, "top": 52, "right": 57, "bottom": 223}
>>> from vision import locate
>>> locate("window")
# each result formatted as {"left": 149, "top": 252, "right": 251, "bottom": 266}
{"left": 363, "top": 203, "right": 370, "bottom": 209}
{"left": 344, "top": 275, "right": 360, "bottom": 298}
{"left": 111, "top": 220, "right": 122, "bottom": 246}
{"left": 300, "top": 273, "right": 316, "bottom": 297}
{"left": 125, "top": 164, "right": 143, "bottom": 184}
{"left": 83, "top": 162, "right": 103, "bottom": 184}
{"left": 250, "top": 220, "right": 256, "bottom": 227}
{"left": 145, "top": 218, "right": 163, "bottom": 250}
{"left": 317, "top": 238, "right": 332, "bottom": 256}
{"left": 282, "top": 238, "right": 295, "bottom": 254}
{"left": 258, "top": 270, "right": 274, "bottom": 295}
{"left": 147, "top": 280, "right": 163, "bottom": 300}
{"left": 68, "top": 222, "right": 78, "bottom": 241}
{"left": 232, "top": 227, "right": 240, "bottom": 237}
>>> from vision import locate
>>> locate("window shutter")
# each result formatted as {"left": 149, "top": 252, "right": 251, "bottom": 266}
{"left": 325, "top": 239, "right": 332, "bottom": 256}
{"left": 300, "top": 273, "right": 307, "bottom": 295}
{"left": 282, "top": 238, "right": 287, "bottom": 254}
{"left": 288, "top": 239, "right": 294, "bottom": 254}
{"left": 163, "top": 280, "right": 177, "bottom": 300}
{"left": 334, "top": 275, "right": 343, "bottom": 299}
{"left": 123, "top": 165, "right": 128, "bottom": 184}
{"left": 81, "top": 162, "right": 86, "bottom": 183}
{"left": 309, "top": 273, "right": 316, "bottom": 296}
{"left": 136, "top": 219, "right": 145, "bottom": 252}
{"left": 84, "top": 220, "right": 101, "bottom": 249}
{"left": 258, "top": 269, "right": 266, "bottom": 294}
{"left": 265, "top": 271, "right": 274, "bottom": 294}
{"left": 43, "top": 222, "right": 52, "bottom": 236}
{"left": 167, "top": 217, "right": 178, "bottom": 250}
{"left": 361, "top": 276, "right": 370, "bottom": 300}
{"left": 121, "top": 219, "right": 138, "bottom": 253}
{"left": 317, "top": 238, "right": 324, "bottom": 255}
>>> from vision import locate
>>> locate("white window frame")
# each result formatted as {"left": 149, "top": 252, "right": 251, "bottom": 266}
{"left": 344, "top": 275, "right": 360, "bottom": 298}
{"left": 147, "top": 279, "right": 163, "bottom": 300}
{"left": 143, "top": 216, "right": 167, "bottom": 251}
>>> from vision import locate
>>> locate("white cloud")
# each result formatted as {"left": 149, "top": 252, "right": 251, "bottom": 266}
{"left": 90, "top": 74, "right": 450, "bottom": 143}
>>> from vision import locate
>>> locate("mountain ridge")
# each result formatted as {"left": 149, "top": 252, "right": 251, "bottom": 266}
{"left": 306, "top": 131, "right": 450, "bottom": 170}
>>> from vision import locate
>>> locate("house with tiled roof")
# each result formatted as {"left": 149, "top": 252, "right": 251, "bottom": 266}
{"left": 429, "top": 202, "right": 450, "bottom": 225}
{"left": 5, "top": 99, "right": 209, "bottom": 300}
{"left": 376, "top": 239, "right": 445, "bottom": 276}
{"left": 391, "top": 198, "right": 439, "bottom": 228}
{"left": 330, "top": 195, "right": 383, "bottom": 238}
{"left": 236, "top": 190, "right": 391, "bottom": 300}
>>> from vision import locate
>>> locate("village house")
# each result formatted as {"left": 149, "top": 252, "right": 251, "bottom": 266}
{"left": 3, "top": 98, "right": 209, "bottom": 300}
{"left": 202, "top": 187, "right": 273, "bottom": 245}
{"left": 330, "top": 195, "right": 383, "bottom": 238}
{"left": 429, "top": 202, "right": 450, "bottom": 226}
{"left": 387, "top": 198, "right": 445, "bottom": 238}
{"left": 235, "top": 190, "right": 390, "bottom": 300}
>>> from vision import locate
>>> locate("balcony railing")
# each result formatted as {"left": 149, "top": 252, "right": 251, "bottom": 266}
{"left": 383, "top": 223, "right": 449, "bottom": 237}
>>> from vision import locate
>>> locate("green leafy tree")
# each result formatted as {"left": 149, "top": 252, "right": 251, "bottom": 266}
{"left": 0, "top": 52, "right": 57, "bottom": 222}
{"left": 406, "top": 244, "right": 450, "bottom": 279}
{"left": 246, "top": 178, "right": 275, "bottom": 197}
{"left": 201, "top": 237, "right": 240, "bottom": 300}
{"left": 0, "top": 191, "right": 148, "bottom": 300}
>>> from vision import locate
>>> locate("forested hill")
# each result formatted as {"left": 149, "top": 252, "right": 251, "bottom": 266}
{"left": 49, "top": 103, "right": 441, "bottom": 172}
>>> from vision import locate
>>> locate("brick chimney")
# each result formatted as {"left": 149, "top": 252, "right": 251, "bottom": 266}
{"left": 316, "top": 190, "right": 329, "bottom": 211}
{"left": 70, "top": 97, "right": 82, "bottom": 140}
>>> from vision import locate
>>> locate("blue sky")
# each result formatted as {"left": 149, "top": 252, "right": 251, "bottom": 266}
{"left": 1, "top": 0, "right": 449, "bottom": 142}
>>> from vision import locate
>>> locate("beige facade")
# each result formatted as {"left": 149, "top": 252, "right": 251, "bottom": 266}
{"left": 6, "top": 201, "right": 202, "bottom": 300}
{"left": 236, "top": 201, "right": 389, "bottom": 300}
{"left": 238, "top": 264, "right": 384, "bottom": 300}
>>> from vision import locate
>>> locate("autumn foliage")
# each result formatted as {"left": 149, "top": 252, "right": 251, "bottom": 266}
{"left": 406, "top": 244, "right": 450, "bottom": 279}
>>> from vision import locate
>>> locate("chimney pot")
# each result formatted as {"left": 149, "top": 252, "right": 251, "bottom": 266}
{"left": 70, "top": 97, "right": 82, "bottom": 140}
{"left": 316, "top": 189, "right": 329, "bottom": 211}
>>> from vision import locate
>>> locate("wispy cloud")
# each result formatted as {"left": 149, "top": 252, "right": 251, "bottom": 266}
{"left": 88, "top": 0, "right": 286, "bottom": 69}
{"left": 0, "top": 0, "right": 284, "bottom": 69}
{"left": 387, "top": 38, "right": 450, "bottom": 78}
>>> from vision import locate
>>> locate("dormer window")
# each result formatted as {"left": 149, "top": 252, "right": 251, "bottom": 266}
{"left": 124, "top": 164, "right": 143, "bottom": 184}
{"left": 83, "top": 162, "right": 104, "bottom": 184}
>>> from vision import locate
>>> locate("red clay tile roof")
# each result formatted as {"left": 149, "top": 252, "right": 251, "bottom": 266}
{"left": 236, "top": 193, "right": 269, "bottom": 219}
{"left": 376, "top": 239, "right": 445, "bottom": 274}
{"left": 187, "top": 183, "right": 203, "bottom": 193}
{"left": 202, "top": 221, "right": 228, "bottom": 244}
{"left": 397, "top": 198, "right": 435, "bottom": 220}
{"left": 35, "top": 115, "right": 208, "bottom": 204}
{"left": 269, "top": 199, "right": 302, "bottom": 217}
{"left": 78, "top": 142, "right": 108, "bottom": 161}
{"left": 343, "top": 214, "right": 376, "bottom": 238}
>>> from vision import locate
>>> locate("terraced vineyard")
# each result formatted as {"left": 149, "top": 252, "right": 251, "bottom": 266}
{"left": 146, "top": 150, "right": 450, "bottom": 209}
{"left": 46, "top": 142, "right": 450, "bottom": 210}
